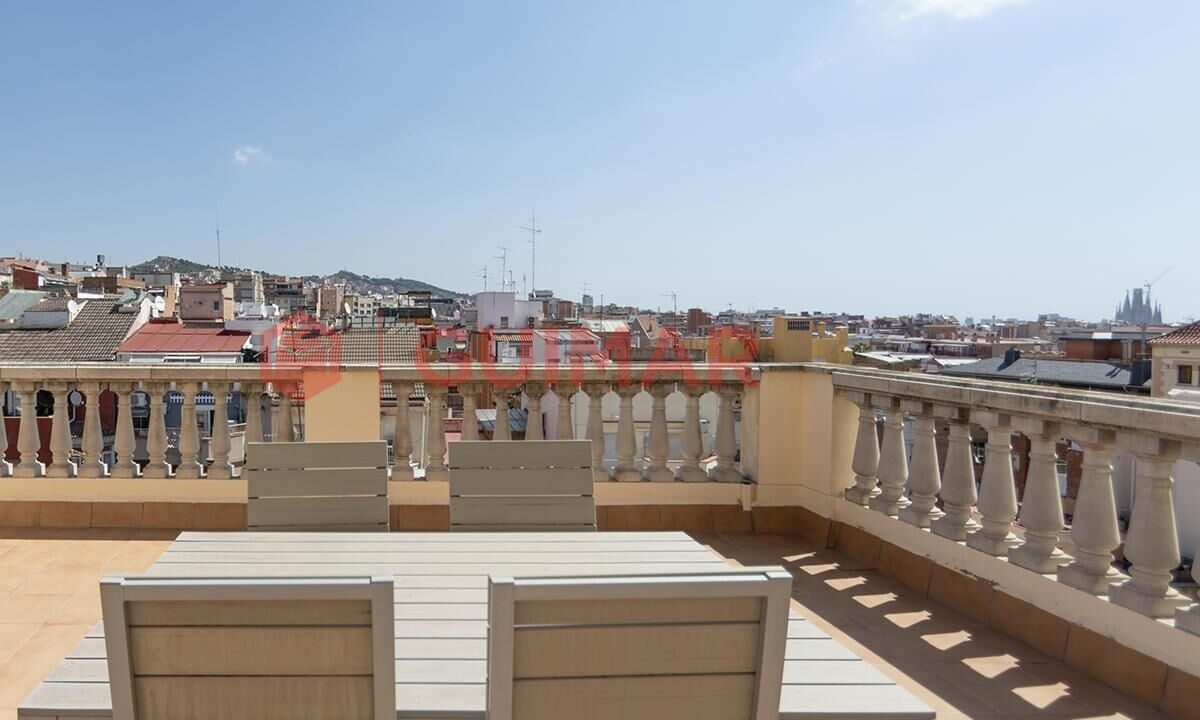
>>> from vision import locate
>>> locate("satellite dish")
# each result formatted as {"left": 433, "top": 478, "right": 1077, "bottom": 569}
{"left": 154, "top": 296, "right": 166, "bottom": 313}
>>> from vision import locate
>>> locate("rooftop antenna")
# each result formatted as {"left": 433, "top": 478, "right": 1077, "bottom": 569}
{"left": 476, "top": 267, "right": 489, "bottom": 292}
{"left": 522, "top": 273, "right": 527, "bottom": 299}
{"left": 518, "top": 209, "right": 542, "bottom": 299}
{"left": 1138, "top": 266, "right": 1173, "bottom": 358}
{"left": 215, "top": 204, "right": 223, "bottom": 269}
{"left": 495, "top": 247, "right": 510, "bottom": 293}
{"left": 662, "top": 291, "right": 678, "bottom": 315}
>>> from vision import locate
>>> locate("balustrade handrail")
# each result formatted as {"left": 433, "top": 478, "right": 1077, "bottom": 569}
{"left": 832, "top": 367, "right": 1200, "bottom": 445}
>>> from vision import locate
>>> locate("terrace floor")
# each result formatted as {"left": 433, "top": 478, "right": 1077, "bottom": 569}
{"left": 0, "top": 527, "right": 1169, "bottom": 720}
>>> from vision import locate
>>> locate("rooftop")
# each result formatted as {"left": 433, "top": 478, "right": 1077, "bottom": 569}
{"left": 939, "top": 356, "right": 1147, "bottom": 390}
{"left": 1148, "top": 321, "right": 1200, "bottom": 347}
{"left": 0, "top": 528, "right": 1175, "bottom": 720}
{"left": 117, "top": 320, "right": 250, "bottom": 355}
{"left": 0, "top": 297, "right": 144, "bottom": 362}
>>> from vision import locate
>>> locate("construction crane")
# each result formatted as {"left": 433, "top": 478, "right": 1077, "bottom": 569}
{"left": 662, "top": 291, "right": 678, "bottom": 315}
{"left": 1137, "top": 266, "right": 1173, "bottom": 362}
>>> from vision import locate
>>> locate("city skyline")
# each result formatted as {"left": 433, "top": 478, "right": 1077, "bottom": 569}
{"left": 2, "top": 1, "right": 1197, "bottom": 320}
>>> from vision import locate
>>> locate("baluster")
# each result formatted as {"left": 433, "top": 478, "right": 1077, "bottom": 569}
{"left": 1110, "top": 436, "right": 1188, "bottom": 617}
{"left": 644, "top": 383, "right": 674, "bottom": 482}
{"left": 525, "top": 383, "right": 545, "bottom": 441}
{"left": 44, "top": 383, "right": 75, "bottom": 478}
{"left": 77, "top": 382, "right": 106, "bottom": 478}
{"left": 611, "top": 384, "right": 641, "bottom": 482}
{"left": 110, "top": 384, "right": 138, "bottom": 478}
{"left": 844, "top": 392, "right": 880, "bottom": 505}
{"left": 1058, "top": 429, "right": 1121, "bottom": 594}
{"left": 424, "top": 385, "right": 448, "bottom": 481}
{"left": 931, "top": 410, "right": 977, "bottom": 541}
{"left": 553, "top": 384, "right": 575, "bottom": 440}
{"left": 869, "top": 400, "right": 909, "bottom": 515}
{"left": 243, "top": 383, "right": 264, "bottom": 444}
{"left": 708, "top": 384, "right": 742, "bottom": 483}
{"left": 208, "top": 382, "right": 232, "bottom": 479}
{"left": 584, "top": 383, "right": 607, "bottom": 483}
{"left": 899, "top": 401, "right": 941, "bottom": 527}
{"left": 275, "top": 384, "right": 295, "bottom": 442}
{"left": 966, "top": 411, "right": 1018, "bottom": 556}
{"left": 492, "top": 386, "right": 511, "bottom": 441}
{"left": 143, "top": 382, "right": 170, "bottom": 478}
{"left": 676, "top": 384, "right": 708, "bottom": 482}
{"left": 13, "top": 383, "right": 42, "bottom": 477}
{"left": 175, "top": 382, "right": 201, "bottom": 478}
{"left": 391, "top": 381, "right": 415, "bottom": 480}
{"left": 459, "top": 383, "right": 480, "bottom": 441}
{"left": 1009, "top": 420, "right": 1068, "bottom": 573}
{"left": 0, "top": 381, "right": 9, "bottom": 477}
{"left": 1178, "top": 443, "right": 1200, "bottom": 634}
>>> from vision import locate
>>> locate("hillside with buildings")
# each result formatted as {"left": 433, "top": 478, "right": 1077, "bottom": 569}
{"left": 131, "top": 256, "right": 464, "bottom": 298}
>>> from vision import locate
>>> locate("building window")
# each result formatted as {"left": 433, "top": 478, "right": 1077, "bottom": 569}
{"left": 500, "top": 316, "right": 509, "bottom": 329}
{"left": 786, "top": 319, "right": 809, "bottom": 332}
{"left": 1180, "top": 364, "right": 1195, "bottom": 386}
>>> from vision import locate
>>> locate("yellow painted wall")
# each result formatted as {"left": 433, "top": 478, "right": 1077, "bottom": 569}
{"left": 767, "top": 317, "right": 852, "bottom": 364}
{"left": 302, "top": 366, "right": 381, "bottom": 441}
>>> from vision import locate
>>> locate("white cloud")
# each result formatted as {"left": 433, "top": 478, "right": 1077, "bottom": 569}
{"left": 233, "top": 145, "right": 266, "bottom": 166}
{"left": 891, "top": 0, "right": 1033, "bottom": 21}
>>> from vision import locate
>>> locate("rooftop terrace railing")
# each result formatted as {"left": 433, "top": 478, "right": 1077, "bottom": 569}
{"left": 832, "top": 367, "right": 1200, "bottom": 638}
{"left": 0, "top": 362, "right": 754, "bottom": 485}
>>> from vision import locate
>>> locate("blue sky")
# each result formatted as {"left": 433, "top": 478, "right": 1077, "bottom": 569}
{"left": 1, "top": 0, "right": 1196, "bottom": 321}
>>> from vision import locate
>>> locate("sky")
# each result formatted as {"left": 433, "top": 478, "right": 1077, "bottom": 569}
{"left": 1, "top": 0, "right": 1196, "bottom": 321}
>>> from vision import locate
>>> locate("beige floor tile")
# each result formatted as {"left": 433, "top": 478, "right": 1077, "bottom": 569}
{"left": 0, "top": 624, "right": 41, "bottom": 666}
{"left": 46, "top": 590, "right": 102, "bottom": 626}
{"left": 13, "top": 566, "right": 104, "bottom": 595}
{"left": 0, "top": 592, "right": 72, "bottom": 624}
{"left": 46, "top": 539, "right": 125, "bottom": 568}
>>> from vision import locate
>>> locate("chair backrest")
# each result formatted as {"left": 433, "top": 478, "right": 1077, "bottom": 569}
{"left": 486, "top": 568, "right": 791, "bottom": 720}
{"left": 101, "top": 575, "right": 395, "bottom": 720}
{"left": 246, "top": 441, "right": 389, "bottom": 531}
{"left": 448, "top": 439, "right": 595, "bottom": 532}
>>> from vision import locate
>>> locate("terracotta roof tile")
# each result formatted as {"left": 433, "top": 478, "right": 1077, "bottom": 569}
{"left": 1147, "top": 321, "right": 1200, "bottom": 346}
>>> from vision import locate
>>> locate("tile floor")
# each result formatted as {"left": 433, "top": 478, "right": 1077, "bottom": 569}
{"left": 0, "top": 528, "right": 1170, "bottom": 720}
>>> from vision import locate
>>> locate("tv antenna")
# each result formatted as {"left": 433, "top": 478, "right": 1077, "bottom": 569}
{"left": 518, "top": 209, "right": 542, "bottom": 299}
{"left": 495, "top": 247, "right": 510, "bottom": 293}
{"left": 215, "top": 204, "right": 223, "bottom": 268}
{"left": 662, "top": 291, "right": 678, "bottom": 315}
{"left": 476, "top": 267, "right": 489, "bottom": 292}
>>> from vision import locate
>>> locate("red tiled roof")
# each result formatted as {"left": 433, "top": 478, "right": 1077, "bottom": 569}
{"left": 118, "top": 321, "right": 250, "bottom": 354}
{"left": 1147, "top": 321, "right": 1200, "bottom": 347}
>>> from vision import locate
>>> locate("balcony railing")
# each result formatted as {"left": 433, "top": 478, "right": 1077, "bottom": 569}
{"left": 832, "top": 367, "right": 1200, "bottom": 637}
{"left": 0, "top": 363, "right": 753, "bottom": 484}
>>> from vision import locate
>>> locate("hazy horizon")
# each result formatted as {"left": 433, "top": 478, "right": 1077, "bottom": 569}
{"left": 2, "top": 1, "right": 1196, "bottom": 322}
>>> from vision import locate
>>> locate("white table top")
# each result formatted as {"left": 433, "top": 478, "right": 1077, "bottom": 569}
{"left": 20, "top": 531, "right": 933, "bottom": 720}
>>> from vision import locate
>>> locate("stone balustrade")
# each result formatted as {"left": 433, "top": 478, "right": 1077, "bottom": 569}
{"left": 0, "top": 363, "right": 751, "bottom": 485}
{"left": 833, "top": 368, "right": 1200, "bottom": 636}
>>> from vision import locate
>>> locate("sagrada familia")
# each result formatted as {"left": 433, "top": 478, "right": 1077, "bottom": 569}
{"left": 1114, "top": 287, "right": 1163, "bottom": 325}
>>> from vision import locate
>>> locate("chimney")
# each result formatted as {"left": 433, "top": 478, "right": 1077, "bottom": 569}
{"left": 1001, "top": 348, "right": 1021, "bottom": 369}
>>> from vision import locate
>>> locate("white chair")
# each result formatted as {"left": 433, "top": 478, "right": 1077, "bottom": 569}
{"left": 448, "top": 439, "right": 595, "bottom": 531}
{"left": 101, "top": 575, "right": 395, "bottom": 720}
{"left": 487, "top": 567, "right": 792, "bottom": 720}
{"left": 245, "top": 441, "right": 389, "bottom": 531}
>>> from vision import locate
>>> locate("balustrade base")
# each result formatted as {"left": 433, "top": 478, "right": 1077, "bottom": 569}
{"left": 965, "top": 530, "right": 1017, "bottom": 556}
{"left": 76, "top": 465, "right": 106, "bottom": 479}
{"left": 391, "top": 464, "right": 415, "bottom": 481}
{"left": 1175, "top": 606, "right": 1200, "bottom": 635}
{"left": 868, "top": 495, "right": 910, "bottom": 518}
{"left": 1057, "top": 563, "right": 1124, "bottom": 595}
{"left": 898, "top": 505, "right": 942, "bottom": 528}
{"left": 12, "top": 464, "right": 43, "bottom": 479}
{"left": 44, "top": 464, "right": 76, "bottom": 479}
{"left": 930, "top": 517, "right": 977, "bottom": 542}
{"left": 424, "top": 468, "right": 448, "bottom": 483}
{"left": 0, "top": 460, "right": 10, "bottom": 477}
{"left": 708, "top": 467, "right": 743, "bottom": 483}
{"left": 611, "top": 466, "right": 643, "bottom": 482}
{"left": 676, "top": 466, "right": 709, "bottom": 483}
{"left": 1109, "top": 582, "right": 1189, "bottom": 618}
{"left": 1007, "top": 545, "right": 1069, "bottom": 574}
{"left": 843, "top": 487, "right": 878, "bottom": 506}
{"left": 643, "top": 467, "right": 675, "bottom": 483}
